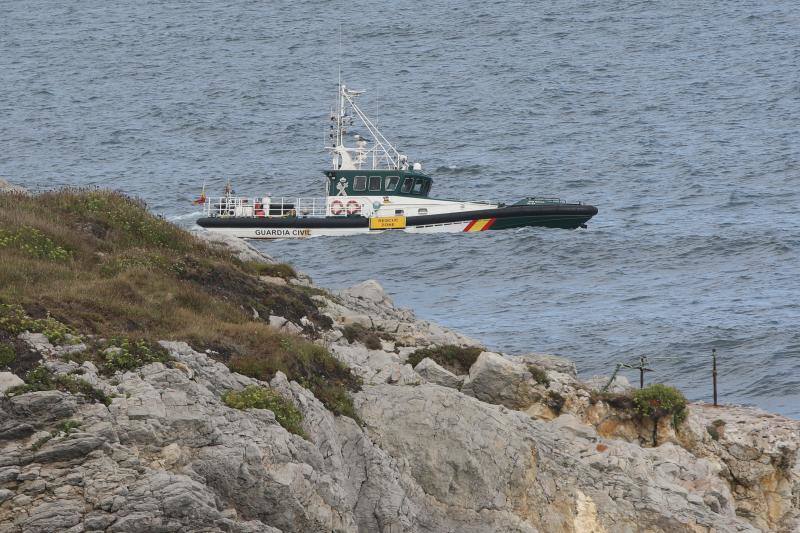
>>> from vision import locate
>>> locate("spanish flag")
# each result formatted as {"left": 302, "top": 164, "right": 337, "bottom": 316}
{"left": 192, "top": 184, "right": 207, "bottom": 205}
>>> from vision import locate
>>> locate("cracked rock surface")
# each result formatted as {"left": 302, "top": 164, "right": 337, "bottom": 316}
{"left": 1, "top": 237, "right": 798, "bottom": 532}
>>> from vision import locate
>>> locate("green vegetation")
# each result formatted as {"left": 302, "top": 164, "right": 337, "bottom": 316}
{"left": 590, "top": 384, "right": 689, "bottom": 446}
{"left": 406, "top": 345, "right": 482, "bottom": 375}
{"left": 341, "top": 324, "right": 383, "bottom": 350}
{"left": 222, "top": 385, "right": 306, "bottom": 438}
{"left": 248, "top": 262, "right": 297, "bottom": 280}
{"left": 527, "top": 365, "right": 550, "bottom": 387}
{"left": 6, "top": 365, "right": 111, "bottom": 405}
{"left": 0, "top": 189, "right": 356, "bottom": 417}
{"left": 0, "top": 304, "right": 78, "bottom": 344}
{"left": 31, "top": 419, "right": 82, "bottom": 451}
{"left": 31, "top": 434, "right": 53, "bottom": 451}
{"left": 0, "top": 342, "right": 15, "bottom": 367}
{"left": 633, "top": 384, "right": 688, "bottom": 430}
{"left": 0, "top": 225, "right": 72, "bottom": 261}
{"left": 102, "top": 338, "right": 170, "bottom": 373}
{"left": 229, "top": 338, "right": 361, "bottom": 419}
{"left": 57, "top": 419, "right": 81, "bottom": 435}
{"left": 632, "top": 384, "right": 688, "bottom": 429}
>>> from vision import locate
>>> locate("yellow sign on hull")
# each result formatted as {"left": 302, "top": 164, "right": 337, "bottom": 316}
{"left": 369, "top": 216, "right": 407, "bottom": 230}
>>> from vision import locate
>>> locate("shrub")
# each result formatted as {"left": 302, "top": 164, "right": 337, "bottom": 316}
{"left": 528, "top": 365, "right": 550, "bottom": 387}
{"left": 0, "top": 304, "right": 78, "bottom": 344}
{"left": 222, "top": 385, "right": 306, "bottom": 438}
{"left": 102, "top": 338, "right": 170, "bottom": 373}
{"left": 56, "top": 419, "right": 81, "bottom": 435}
{"left": 406, "top": 345, "right": 482, "bottom": 375}
{"left": 62, "top": 190, "right": 190, "bottom": 251}
{"left": 0, "top": 342, "right": 15, "bottom": 367}
{"left": 633, "top": 384, "right": 688, "bottom": 429}
{"left": 31, "top": 434, "right": 53, "bottom": 451}
{"left": 30, "top": 420, "right": 82, "bottom": 452}
{"left": 6, "top": 365, "right": 110, "bottom": 405}
{"left": 0, "top": 226, "right": 72, "bottom": 261}
{"left": 229, "top": 338, "right": 361, "bottom": 420}
{"left": 248, "top": 262, "right": 297, "bottom": 280}
{"left": 341, "top": 324, "right": 382, "bottom": 350}
{"left": 546, "top": 390, "right": 565, "bottom": 414}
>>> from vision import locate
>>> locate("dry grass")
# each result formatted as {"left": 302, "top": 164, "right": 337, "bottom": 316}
{"left": 0, "top": 189, "right": 358, "bottom": 417}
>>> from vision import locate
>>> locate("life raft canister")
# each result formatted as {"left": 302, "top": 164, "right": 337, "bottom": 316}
{"left": 346, "top": 200, "right": 360, "bottom": 215}
{"left": 331, "top": 200, "right": 345, "bottom": 215}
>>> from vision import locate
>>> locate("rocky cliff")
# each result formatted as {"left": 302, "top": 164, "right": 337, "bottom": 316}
{"left": 0, "top": 184, "right": 798, "bottom": 532}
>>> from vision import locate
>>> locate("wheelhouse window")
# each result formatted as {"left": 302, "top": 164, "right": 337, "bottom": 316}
{"left": 369, "top": 176, "right": 381, "bottom": 191}
{"left": 354, "top": 176, "right": 367, "bottom": 191}
{"left": 422, "top": 180, "right": 431, "bottom": 195}
{"left": 401, "top": 177, "right": 413, "bottom": 193}
{"left": 385, "top": 176, "right": 400, "bottom": 192}
{"left": 412, "top": 178, "right": 424, "bottom": 194}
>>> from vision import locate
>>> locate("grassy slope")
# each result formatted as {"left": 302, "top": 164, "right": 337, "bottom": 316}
{"left": 0, "top": 189, "right": 359, "bottom": 417}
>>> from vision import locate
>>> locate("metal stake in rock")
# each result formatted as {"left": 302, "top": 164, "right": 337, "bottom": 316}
{"left": 712, "top": 348, "right": 718, "bottom": 406}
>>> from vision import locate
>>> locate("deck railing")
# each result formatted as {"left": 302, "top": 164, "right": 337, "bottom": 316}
{"left": 516, "top": 197, "right": 577, "bottom": 206}
{"left": 203, "top": 196, "right": 366, "bottom": 218}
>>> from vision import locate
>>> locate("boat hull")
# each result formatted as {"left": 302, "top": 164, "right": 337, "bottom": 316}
{"left": 196, "top": 204, "right": 598, "bottom": 239}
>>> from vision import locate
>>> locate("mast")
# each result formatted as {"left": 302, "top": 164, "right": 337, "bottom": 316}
{"left": 324, "top": 31, "right": 417, "bottom": 174}
{"left": 326, "top": 83, "right": 413, "bottom": 172}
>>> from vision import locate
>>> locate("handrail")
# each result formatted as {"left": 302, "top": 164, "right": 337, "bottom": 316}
{"left": 203, "top": 196, "right": 368, "bottom": 218}
{"left": 514, "top": 197, "right": 578, "bottom": 206}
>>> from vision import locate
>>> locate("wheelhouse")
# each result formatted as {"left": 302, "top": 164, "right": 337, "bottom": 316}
{"left": 324, "top": 169, "right": 433, "bottom": 198}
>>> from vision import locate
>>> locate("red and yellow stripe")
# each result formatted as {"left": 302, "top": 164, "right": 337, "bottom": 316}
{"left": 463, "top": 218, "right": 496, "bottom": 232}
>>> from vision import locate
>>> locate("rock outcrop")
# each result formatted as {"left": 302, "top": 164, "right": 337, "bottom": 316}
{"left": 0, "top": 230, "right": 797, "bottom": 532}
{"left": 412, "top": 358, "right": 463, "bottom": 389}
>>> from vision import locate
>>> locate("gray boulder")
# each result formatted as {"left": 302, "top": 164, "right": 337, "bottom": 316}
{"left": 461, "top": 351, "right": 540, "bottom": 409}
{"left": 413, "top": 357, "right": 463, "bottom": 389}
{"left": 338, "top": 279, "right": 394, "bottom": 307}
{"left": 513, "top": 352, "right": 578, "bottom": 377}
{"left": 0, "top": 372, "right": 24, "bottom": 394}
{"left": 192, "top": 229, "right": 275, "bottom": 264}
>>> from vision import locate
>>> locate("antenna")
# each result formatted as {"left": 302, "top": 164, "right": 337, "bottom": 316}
{"left": 337, "top": 24, "right": 342, "bottom": 90}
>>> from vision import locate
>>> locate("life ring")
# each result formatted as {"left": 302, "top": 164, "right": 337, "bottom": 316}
{"left": 346, "top": 200, "right": 361, "bottom": 215}
{"left": 331, "top": 200, "right": 345, "bottom": 216}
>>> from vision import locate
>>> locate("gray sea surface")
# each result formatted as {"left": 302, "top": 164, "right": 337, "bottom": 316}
{"left": 2, "top": 1, "right": 799, "bottom": 415}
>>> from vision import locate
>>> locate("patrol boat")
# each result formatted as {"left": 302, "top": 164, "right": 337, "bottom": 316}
{"left": 195, "top": 83, "right": 597, "bottom": 239}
